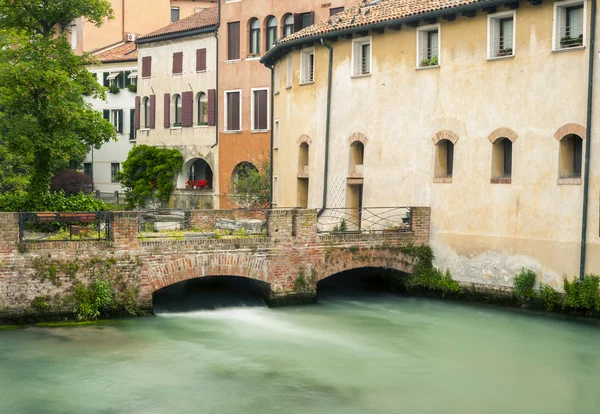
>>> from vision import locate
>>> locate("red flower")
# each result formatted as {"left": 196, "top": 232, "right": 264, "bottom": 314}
{"left": 196, "top": 179, "right": 208, "bottom": 188}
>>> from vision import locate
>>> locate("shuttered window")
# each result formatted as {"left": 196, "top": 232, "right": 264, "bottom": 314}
{"left": 142, "top": 56, "right": 152, "bottom": 78}
{"left": 130, "top": 108, "right": 136, "bottom": 140}
{"left": 134, "top": 96, "right": 141, "bottom": 130}
{"left": 225, "top": 91, "right": 241, "bottom": 131}
{"left": 149, "top": 95, "right": 156, "bottom": 129}
{"left": 252, "top": 89, "right": 268, "bottom": 131}
{"left": 196, "top": 48, "right": 207, "bottom": 71}
{"left": 294, "top": 12, "right": 315, "bottom": 31}
{"left": 488, "top": 12, "right": 515, "bottom": 58}
{"left": 207, "top": 89, "right": 216, "bottom": 126}
{"left": 228, "top": 22, "right": 240, "bottom": 60}
{"left": 164, "top": 93, "right": 171, "bottom": 128}
{"left": 352, "top": 37, "right": 371, "bottom": 76}
{"left": 300, "top": 48, "right": 315, "bottom": 84}
{"left": 182, "top": 91, "right": 193, "bottom": 127}
{"left": 330, "top": 7, "right": 344, "bottom": 16}
{"left": 172, "top": 52, "right": 183, "bottom": 74}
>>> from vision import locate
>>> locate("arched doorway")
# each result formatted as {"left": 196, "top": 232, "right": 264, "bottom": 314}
{"left": 179, "top": 158, "right": 214, "bottom": 190}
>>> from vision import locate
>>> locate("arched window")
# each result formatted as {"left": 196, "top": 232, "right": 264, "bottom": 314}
{"left": 266, "top": 16, "right": 277, "bottom": 50}
{"left": 187, "top": 158, "right": 213, "bottom": 190}
{"left": 283, "top": 13, "right": 294, "bottom": 37}
{"left": 197, "top": 92, "right": 207, "bottom": 125}
{"left": 173, "top": 94, "right": 182, "bottom": 126}
{"left": 349, "top": 141, "right": 364, "bottom": 176}
{"left": 559, "top": 134, "right": 583, "bottom": 178}
{"left": 435, "top": 139, "right": 454, "bottom": 178}
{"left": 232, "top": 161, "right": 258, "bottom": 184}
{"left": 491, "top": 137, "right": 512, "bottom": 181}
{"left": 298, "top": 143, "right": 309, "bottom": 175}
{"left": 143, "top": 97, "right": 150, "bottom": 128}
{"left": 249, "top": 18, "right": 260, "bottom": 55}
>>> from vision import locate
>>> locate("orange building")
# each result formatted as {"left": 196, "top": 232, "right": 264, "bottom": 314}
{"left": 217, "top": 0, "right": 352, "bottom": 208}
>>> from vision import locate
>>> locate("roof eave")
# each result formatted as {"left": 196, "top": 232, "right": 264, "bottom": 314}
{"left": 136, "top": 25, "right": 217, "bottom": 45}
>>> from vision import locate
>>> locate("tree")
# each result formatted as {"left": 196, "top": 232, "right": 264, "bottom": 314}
{"left": 0, "top": 1, "right": 115, "bottom": 203}
{"left": 229, "top": 160, "right": 271, "bottom": 208}
{"left": 51, "top": 170, "right": 93, "bottom": 195}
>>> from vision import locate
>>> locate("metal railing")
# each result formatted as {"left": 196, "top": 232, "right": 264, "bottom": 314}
{"left": 19, "top": 212, "right": 110, "bottom": 242}
{"left": 317, "top": 207, "right": 412, "bottom": 234}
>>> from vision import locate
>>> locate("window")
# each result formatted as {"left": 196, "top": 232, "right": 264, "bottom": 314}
{"left": 249, "top": 18, "right": 260, "bottom": 56}
{"left": 491, "top": 138, "right": 512, "bottom": 182}
{"left": 286, "top": 55, "right": 293, "bottom": 88}
{"left": 349, "top": 141, "right": 364, "bottom": 176}
{"left": 172, "top": 52, "right": 183, "bottom": 74}
{"left": 84, "top": 163, "right": 92, "bottom": 179}
{"left": 171, "top": 7, "right": 180, "bottom": 23}
{"left": 228, "top": 22, "right": 241, "bottom": 60}
{"left": 70, "top": 24, "right": 77, "bottom": 49}
{"left": 554, "top": 1, "right": 585, "bottom": 49}
{"left": 434, "top": 140, "right": 454, "bottom": 179}
{"left": 273, "top": 176, "right": 278, "bottom": 205}
{"left": 196, "top": 48, "right": 207, "bottom": 71}
{"left": 298, "top": 143, "right": 309, "bottom": 174}
{"left": 252, "top": 88, "right": 269, "bottom": 131}
{"left": 129, "top": 108, "right": 136, "bottom": 140}
{"left": 173, "top": 94, "right": 182, "bottom": 126}
{"left": 283, "top": 14, "right": 294, "bottom": 37}
{"left": 330, "top": 7, "right": 344, "bottom": 16}
{"left": 196, "top": 93, "right": 208, "bottom": 125}
{"left": 559, "top": 134, "right": 583, "bottom": 178}
{"left": 417, "top": 25, "right": 440, "bottom": 67}
{"left": 274, "top": 119, "right": 279, "bottom": 149}
{"left": 300, "top": 48, "right": 315, "bottom": 84}
{"left": 225, "top": 91, "right": 241, "bottom": 131}
{"left": 300, "top": 12, "right": 314, "bottom": 30}
{"left": 266, "top": 16, "right": 278, "bottom": 50}
{"left": 142, "top": 56, "right": 152, "bottom": 78}
{"left": 110, "top": 109, "right": 123, "bottom": 133}
{"left": 128, "top": 72, "right": 138, "bottom": 86}
{"left": 352, "top": 37, "right": 371, "bottom": 76}
{"left": 143, "top": 97, "right": 150, "bottom": 128}
{"left": 111, "top": 163, "right": 120, "bottom": 183}
{"left": 488, "top": 12, "right": 515, "bottom": 58}
{"left": 274, "top": 63, "right": 280, "bottom": 94}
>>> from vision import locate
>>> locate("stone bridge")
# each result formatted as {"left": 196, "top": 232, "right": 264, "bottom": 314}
{"left": 0, "top": 208, "right": 430, "bottom": 321}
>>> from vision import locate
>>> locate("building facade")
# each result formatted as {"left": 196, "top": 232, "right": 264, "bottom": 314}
{"left": 85, "top": 42, "right": 138, "bottom": 196}
{"left": 217, "top": 0, "right": 352, "bottom": 208}
{"left": 262, "top": 0, "right": 600, "bottom": 289}
{"left": 136, "top": 7, "right": 220, "bottom": 209}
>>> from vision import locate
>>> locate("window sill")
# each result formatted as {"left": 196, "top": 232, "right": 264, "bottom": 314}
{"left": 251, "top": 129, "right": 269, "bottom": 133}
{"left": 552, "top": 46, "right": 585, "bottom": 53}
{"left": 225, "top": 59, "right": 242, "bottom": 64}
{"left": 142, "top": 76, "right": 151, "bottom": 79}
{"left": 139, "top": 128, "right": 150, "bottom": 132}
{"left": 196, "top": 70, "right": 207, "bottom": 73}
{"left": 351, "top": 73, "right": 372, "bottom": 79}
{"left": 274, "top": 147, "right": 279, "bottom": 150}
{"left": 433, "top": 177, "right": 452, "bottom": 183}
{"left": 490, "top": 177, "right": 512, "bottom": 184}
{"left": 172, "top": 73, "right": 182, "bottom": 76}
{"left": 170, "top": 127, "right": 182, "bottom": 131}
{"left": 285, "top": 86, "right": 292, "bottom": 90}
{"left": 487, "top": 54, "right": 515, "bottom": 62}
{"left": 194, "top": 124, "right": 209, "bottom": 129}
{"left": 246, "top": 57, "right": 261, "bottom": 61}
{"left": 557, "top": 177, "right": 582, "bottom": 185}
{"left": 416, "top": 65, "right": 440, "bottom": 71}
{"left": 223, "top": 130, "right": 241, "bottom": 134}
{"left": 274, "top": 91, "right": 280, "bottom": 96}
{"left": 299, "top": 81, "right": 314, "bottom": 86}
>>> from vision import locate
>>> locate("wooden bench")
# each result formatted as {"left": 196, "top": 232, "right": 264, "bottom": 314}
{"left": 36, "top": 212, "right": 98, "bottom": 223}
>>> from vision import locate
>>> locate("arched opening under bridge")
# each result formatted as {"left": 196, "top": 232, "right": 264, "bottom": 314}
{"left": 317, "top": 267, "right": 410, "bottom": 300}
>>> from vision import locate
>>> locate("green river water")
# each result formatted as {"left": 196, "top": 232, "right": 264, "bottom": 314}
{"left": 1, "top": 293, "right": 600, "bottom": 414}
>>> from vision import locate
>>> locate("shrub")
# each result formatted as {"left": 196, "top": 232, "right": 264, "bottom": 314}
{"left": 51, "top": 170, "right": 92, "bottom": 196}
{"left": 403, "top": 245, "right": 461, "bottom": 295}
{"left": 538, "top": 283, "right": 560, "bottom": 312}
{"left": 228, "top": 160, "right": 271, "bottom": 208}
{"left": 513, "top": 268, "right": 536, "bottom": 303}
{"left": 0, "top": 190, "right": 107, "bottom": 212}
{"left": 74, "top": 278, "right": 114, "bottom": 321}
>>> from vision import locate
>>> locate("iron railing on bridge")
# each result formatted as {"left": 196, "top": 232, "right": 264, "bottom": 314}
{"left": 317, "top": 207, "right": 412, "bottom": 234}
{"left": 19, "top": 212, "right": 111, "bottom": 242}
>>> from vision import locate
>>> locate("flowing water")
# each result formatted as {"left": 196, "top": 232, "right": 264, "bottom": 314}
{"left": 2, "top": 290, "right": 600, "bottom": 413}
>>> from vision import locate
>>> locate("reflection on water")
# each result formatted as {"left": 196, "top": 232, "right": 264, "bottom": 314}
{"left": 2, "top": 283, "right": 600, "bottom": 413}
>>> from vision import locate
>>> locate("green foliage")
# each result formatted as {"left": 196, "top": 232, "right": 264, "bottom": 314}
{"left": 74, "top": 278, "right": 114, "bottom": 321}
{"left": 402, "top": 244, "right": 461, "bottom": 295}
{"left": 293, "top": 267, "right": 315, "bottom": 292}
{"left": 0, "top": 142, "right": 31, "bottom": 193}
{"left": 128, "top": 84, "right": 137, "bottom": 93}
{"left": 0, "top": 1, "right": 116, "bottom": 203}
{"left": 0, "top": 190, "right": 107, "bottom": 212}
{"left": 229, "top": 160, "right": 271, "bottom": 208}
{"left": 420, "top": 56, "right": 439, "bottom": 66}
{"left": 108, "top": 85, "right": 120, "bottom": 94}
{"left": 513, "top": 268, "right": 537, "bottom": 302}
{"left": 563, "top": 275, "right": 600, "bottom": 311}
{"left": 538, "top": 283, "right": 560, "bottom": 312}
{"left": 118, "top": 145, "right": 183, "bottom": 208}
{"left": 31, "top": 296, "right": 51, "bottom": 311}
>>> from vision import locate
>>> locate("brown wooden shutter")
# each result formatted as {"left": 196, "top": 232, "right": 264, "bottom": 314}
{"left": 134, "top": 96, "right": 141, "bottom": 130}
{"left": 228, "top": 22, "right": 240, "bottom": 60}
{"left": 294, "top": 14, "right": 303, "bottom": 32}
{"left": 207, "top": 89, "right": 216, "bottom": 126}
{"left": 172, "top": 52, "right": 183, "bottom": 74}
{"left": 196, "top": 48, "right": 207, "bottom": 71}
{"left": 182, "top": 91, "right": 193, "bottom": 127}
{"left": 308, "top": 11, "right": 315, "bottom": 26}
{"left": 149, "top": 95, "right": 156, "bottom": 128}
{"left": 254, "top": 90, "right": 268, "bottom": 130}
{"left": 228, "top": 92, "right": 240, "bottom": 131}
{"left": 142, "top": 56, "right": 152, "bottom": 77}
{"left": 164, "top": 93, "right": 171, "bottom": 128}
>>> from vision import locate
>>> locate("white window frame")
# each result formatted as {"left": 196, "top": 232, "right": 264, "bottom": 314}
{"left": 224, "top": 89, "right": 242, "bottom": 132}
{"left": 274, "top": 62, "right": 280, "bottom": 94}
{"left": 70, "top": 24, "right": 77, "bottom": 49}
{"left": 110, "top": 163, "right": 120, "bottom": 183}
{"left": 110, "top": 109, "right": 121, "bottom": 131}
{"left": 251, "top": 87, "right": 270, "bottom": 132}
{"left": 487, "top": 11, "right": 516, "bottom": 60}
{"left": 416, "top": 24, "right": 441, "bottom": 69}
{"left": 352, "top": 36, "right": 372, "bottom": 77}
{"left": 300, "top": 47, "right": 315, "bottom": 85}
{"left": 286, "top": 54, "right": 293, "bottom": 88}
{"left": 272, "top": 176, "right": 278, "bottom": 206}
{"left": 274, "top": 119, "right": 279, "bottom": 149}
{"left": 552, "top": 0, "right": 586, "bottom": 51}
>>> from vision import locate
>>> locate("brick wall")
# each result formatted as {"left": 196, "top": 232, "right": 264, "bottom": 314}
{"left": 0, "top": 213, "right": 18, "bottom": 253}
{"left": 411, "top": 207, "right": 431, "bottom": 245}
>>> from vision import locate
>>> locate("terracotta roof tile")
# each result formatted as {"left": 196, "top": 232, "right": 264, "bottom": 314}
{"left": 138, "top": 5, "right": 218, "bottom": 40}
{"left": 95, "top": 42, "right": 137, "bottom": 63}
{"left": 279, "top": 0, "right": 487, "bottom": 44}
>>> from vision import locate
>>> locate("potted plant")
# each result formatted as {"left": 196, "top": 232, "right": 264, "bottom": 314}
{"left": 128, "top": 84, "right": 137, "bottom": 93}
{"left": 560, "top": 34, "right": 583, "bottom": 48}
{"left": 420, "top": 56, "right": 439, "bottom": 67}
{"left": 496, "top": 47, "right": 513, "bottom": 57}
{"left": 108, "top": 85, "right": 120, "bottom": 94}
{"left": 247, "top": 53, "right": 260, "bottom": 59}
{"left": 186, "top": 179, "right": 194, "bottom": 189}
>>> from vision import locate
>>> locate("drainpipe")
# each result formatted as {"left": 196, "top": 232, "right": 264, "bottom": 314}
{"left": 121, "top": 0, "right": 125, "bottom": 41}
{"left": 318, "top": 38, "right": 333, "bottom": 217}
{"left": 579, "top": 0, "right": 597, "bottom": 281}
{"left": 211, "top": 3, "right": 221, "bottom": 149}
{"left": 267, "top": 64, "right": 275, "bottom": 208}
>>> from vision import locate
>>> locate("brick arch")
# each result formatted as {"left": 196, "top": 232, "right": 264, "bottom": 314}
{"left": 554, "top": 123, "right": 586, "bottom": 141}
{"left": 315, "top": 250, "right": 414, "bottom": 283}
{"left": 297, "top": 134, "right": 312, "bottom": 145}
{"left": 348, "top": 132, "right": 369, "bottom": 145}
{"left": 146, "top": 253, "right": 272, "bottom": 292}
{"left": 487, "top": 127, "right": 519, "bottom": 143}
{"left": 431, "top": 130, "right": 459, "bottom": 145}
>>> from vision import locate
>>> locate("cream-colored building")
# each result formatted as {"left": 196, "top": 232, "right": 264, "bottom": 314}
{"left": 136, "top": 7, "right": 219, "bottom": 209}
{"left": 263, "top": 0, "right": 599, "bottom": 289}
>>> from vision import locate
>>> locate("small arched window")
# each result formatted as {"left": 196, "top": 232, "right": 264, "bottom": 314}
{"left": 143, "top": 97, "right": 150, "bottom": 128}
{"left": 283, "top": 14, "right": 294, "bottom": 37}
{"left": 298, "top": 143, "right": 309, "bottom": 175}
{"left": 559, "top": 134, "right": 583, "bottom": 178}
{"left": 491, "top": 137, "right": 512, "bottom": 180}
{"left": 249, "top": 18, "right": 260, "bottom": 55}
{"left": 349, "top": 141, "right": 364, "bottom": 176}
{"left": 435, "top": 139, "right": 454, "bottom": 178}
{"left": 173, "top": 94, "right": 182, "bottom": 126}
{"left": 197, "top": 92, "right": 207, "bottom": 125}
{"left": 266, "top": 16, "right": 277, "bottom": 50}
